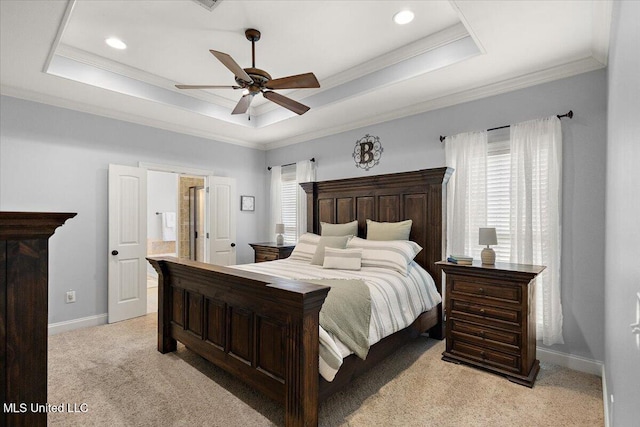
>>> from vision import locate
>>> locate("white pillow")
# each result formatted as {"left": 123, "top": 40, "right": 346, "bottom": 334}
{"left": 366, "top": 219, "right": 412, "bottom": 241}
{"left": 321, "top": 220, "right": 358, "bottom": 236}
{"left": 288, "top": 233, "right": 321, "bottom": 263}
{"left": 346, "top": 236, "right": 422, "bottom": 275}
{"left": 322, "top": 247, "right": 362, "bottom": 271}
{"left": 310, "top": 235, "right": 351, "bottom": 265}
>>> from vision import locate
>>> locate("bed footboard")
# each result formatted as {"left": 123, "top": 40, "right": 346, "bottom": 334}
{"left": 147, "top": 257, "right": 329, "bottom": 427}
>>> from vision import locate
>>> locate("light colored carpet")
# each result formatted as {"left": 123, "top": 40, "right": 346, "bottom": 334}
{"left": 48, "top": 314, "right": 603, "bottom": 426}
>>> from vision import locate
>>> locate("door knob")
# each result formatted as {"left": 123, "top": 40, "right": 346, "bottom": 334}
{"left": 111, "top": 250, "right": 119, "bottom": 256}
{"left": 230, "top": 243, "right": 236, "bottom": 247}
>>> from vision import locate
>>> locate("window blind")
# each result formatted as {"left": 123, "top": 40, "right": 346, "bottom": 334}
{"left": 487, "top": 137, "right": 511, "bottom": 262}
{"left": 280, "top": 164, "right": 297, "bottom": 243}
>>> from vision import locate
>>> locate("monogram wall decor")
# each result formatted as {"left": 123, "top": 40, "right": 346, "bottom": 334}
{"left": 353, "top": 134, "right": 383, "bottom": 171}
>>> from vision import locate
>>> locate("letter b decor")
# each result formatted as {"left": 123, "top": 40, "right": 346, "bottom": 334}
{"left": 353, "top": 134, "right": 383, "bottom": 171}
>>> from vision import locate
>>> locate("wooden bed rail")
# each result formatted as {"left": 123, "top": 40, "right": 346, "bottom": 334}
{"left": 147, "top": 256, "right": 330, "bottom": 427}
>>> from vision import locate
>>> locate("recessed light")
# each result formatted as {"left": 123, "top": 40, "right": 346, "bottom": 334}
{"left": 105, "top": 37, "right": 127, "bottom": 50}
{"left": 393, "top": 10, "right": 414, "bottom": 25}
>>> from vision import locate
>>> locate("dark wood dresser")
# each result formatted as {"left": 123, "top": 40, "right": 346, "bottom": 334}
{"left": 1, "top": 212, "right": 76, "bottom": 427}
{"left": 249, "top": 242, "right": 295, "bottom": 263}
{"left": 437, "top": 261, "right": 545, "bottom": 387}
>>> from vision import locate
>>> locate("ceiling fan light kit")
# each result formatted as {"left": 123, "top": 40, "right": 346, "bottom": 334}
{"left": 176, "top": 28, "right": 320, "bottom": 116}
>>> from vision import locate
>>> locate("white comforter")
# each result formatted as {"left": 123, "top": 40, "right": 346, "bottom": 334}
{"left": 231, "top": 258, "right": 441, "bottom": 381}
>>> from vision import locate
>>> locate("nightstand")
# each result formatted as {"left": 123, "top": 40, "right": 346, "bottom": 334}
{"left": 249, "top": 242, "right": 295, "bottom": 263}
{"left": 436, "top": 261, "right": 545, "bottom": 387}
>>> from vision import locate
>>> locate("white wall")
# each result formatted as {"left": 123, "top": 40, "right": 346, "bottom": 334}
{"left": 147, "top": 170, "right": 178, "bottom": 243}
{"left": 605, "top": 1, "right": 640, "bottom": 425}
{"left": 267, "top": 70, "right": 607, "bottom": 362}
{"left": 0, "top": 96, "right": 268, "bottom": 325}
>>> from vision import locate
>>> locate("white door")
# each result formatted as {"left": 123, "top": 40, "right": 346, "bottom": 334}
{"left": 208, "top": 176, "right": 237, "bottom": 266}
{"left": 108, "top": 164, "right": 147, "bottom": 323}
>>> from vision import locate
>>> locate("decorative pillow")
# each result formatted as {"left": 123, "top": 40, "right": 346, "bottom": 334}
{"left": 346, "top": 236, "right": 422, "bottom": 275}
{"left": 366, "top": 219, "right": 412, "bottom": 241}
{"left": 311, "top": 235, "right": 351, "bottom": 265}
{"left": 322, "top": 247, "right": 362, "bottom": 270}
{"left": 289, "top": 233, "right": 321, "bottom": 263}
{"left": 321, "top": 220, "right": 358, "bottom": 237}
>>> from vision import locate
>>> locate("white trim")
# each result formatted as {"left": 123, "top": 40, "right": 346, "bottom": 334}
{"left": 591, "top": 0, "right": 613, "bottom": 66}
{"left": 139, "top": 162, "right": 213, "bottom": 177}
{"left": 602, "top": 365, "right": 611, "bottom": 427}
{"left": 2, "top": 53, "right": 603, "bottom": 151}
{"left": 537, "top": 346, "right": 603, "bottom": 377}
{"left": 43, "top": 0, "right": 75, "bottom": 73}
{"left": 48, "top": 313, "right": 108, "bottom": 336}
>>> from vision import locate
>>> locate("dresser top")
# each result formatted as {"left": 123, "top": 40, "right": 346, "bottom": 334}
{"left": 436, "top": 260, "right": 546, "bottom": 279}
{"left": 0, "top": 211, "right": 76, "bottom": 239}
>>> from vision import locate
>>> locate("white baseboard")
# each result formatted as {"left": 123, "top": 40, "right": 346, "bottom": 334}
{"left": 537, "top": 347, "right": 603, "bottom": 376}
{"left": 601, "top": 365, "right": 610, "bottom": 427}
{"left": 48, "top": 313, "right": 108, "bottom": 335}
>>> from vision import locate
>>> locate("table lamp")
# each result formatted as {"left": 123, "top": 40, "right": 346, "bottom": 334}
{"left": 479, "top": 227, "right": 498, "bottom": 265}
{"left": 275, "top": 223, "right": 285, "bottom": 245}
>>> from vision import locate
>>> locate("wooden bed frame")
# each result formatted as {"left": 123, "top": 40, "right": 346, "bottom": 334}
{"left": 147, "top": 167, "right": 452, "bottom": 426}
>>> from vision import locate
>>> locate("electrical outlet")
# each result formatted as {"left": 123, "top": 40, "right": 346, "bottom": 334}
{"left": 65, "top": 290, "right": 76, "bottom": 303}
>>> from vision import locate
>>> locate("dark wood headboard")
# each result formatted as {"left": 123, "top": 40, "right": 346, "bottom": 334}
{"left": 300, "top": 167, "right": 452, "bottom": 337}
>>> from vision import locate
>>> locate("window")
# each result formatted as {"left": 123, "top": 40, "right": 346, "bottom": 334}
{"left": 280, "top": 164, "right": 298, "bottom": 244}
{"left": 486, "top": 131, "right": 511, "bottom": 262}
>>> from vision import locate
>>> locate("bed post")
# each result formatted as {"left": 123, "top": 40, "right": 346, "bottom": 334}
{"left": 147, "top": 257, "right": 176, "bottom": 353}
{"left": 300, "top": 182, "right": 317, "bottom": 233}
{"left": 284, "top": 288, "right": 326, "bottom": 427}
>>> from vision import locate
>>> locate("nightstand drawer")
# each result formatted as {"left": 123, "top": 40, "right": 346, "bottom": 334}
{"left": 450, "top": 278, "right": 521, "bottom": 303}
{"left": 451, "top": 319, "right": 520, "bottom": 353}
{"left": 250, "top": 242, "right": 295, "bottom": 263}
{"left": 451, "top": 339, "right": 521, "bottom": 373}
{"left": 451, "top": 300, "right": 521, "bottom": 325}
{"left": 256, "top": 253, "right": 278, "bottom": 262}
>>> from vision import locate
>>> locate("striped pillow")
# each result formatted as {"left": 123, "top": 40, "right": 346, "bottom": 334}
{"left": 289, "top": 233, "right": 321, "bottom": 263}
{"left": 322, "top": 247, "right": 362, "bottom": 270}
{"left": 346, "top": 236, "right": 422, "bottom": 275}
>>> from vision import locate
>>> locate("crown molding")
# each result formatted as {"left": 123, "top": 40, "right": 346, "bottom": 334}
{"left": 2, "top": 53, "right": 604, "bottom": 153}
{"left": 55, "top": 44, "right": 238, "bottom": 110}
{"left": 591, "top": 0, "right": 613, "bottom": 66}
{"left": 264, "top": 56, "right": 605, "bottom": 150}
{"left": 252, "top": 23, "right": 470, "bottom": 117}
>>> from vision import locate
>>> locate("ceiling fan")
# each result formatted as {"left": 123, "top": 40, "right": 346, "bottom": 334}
{"left": 176, "top": 28, "right": 320, "bottom": 115}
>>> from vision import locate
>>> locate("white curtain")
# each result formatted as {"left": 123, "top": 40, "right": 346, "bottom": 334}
{"left": 295, "top": 160, "right": 316, "bottom": 239}
{"left": 445, "top": 131, "right": 488, "bottom": 258}
{"left": 270, "top": 165, "right": 282, "bottom": 236}
{"left": 510, "top": 116, "right": 563, "bottom": 345}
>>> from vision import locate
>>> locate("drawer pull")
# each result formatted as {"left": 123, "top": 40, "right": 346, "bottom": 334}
{"left": 478, "top": 331, "right": 485, "bottom": 338}
{"left": 480, "top": 308, "right": 486, "bottom": 314}
{"left": 479, "top": 288, "right": 485, "bottom": 294}
{"left": 480, "top": 351, "right": 486, "bottom": 359}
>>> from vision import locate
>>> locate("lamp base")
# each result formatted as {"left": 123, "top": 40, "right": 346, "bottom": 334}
{"left": 481, "top": 247, "right": 496, "bottom": 265}
{"left": 276, "top": 234, "right": 284, "bottom": 245}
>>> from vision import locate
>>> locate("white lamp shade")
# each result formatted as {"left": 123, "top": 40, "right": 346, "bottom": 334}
{"left": 275, "top": 223, "right": 285, "bottom": 234}
{"left": 479, "top": 227, "right": 498, "bottom": 246}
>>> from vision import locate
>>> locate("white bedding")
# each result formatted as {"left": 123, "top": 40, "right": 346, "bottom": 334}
{"left": 231, "top": 258, "right": 441, "bottom": 381}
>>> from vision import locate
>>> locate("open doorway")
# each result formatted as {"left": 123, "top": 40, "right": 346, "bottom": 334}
{"left": 146, "top": 171, "right": 205, "bottom": 313}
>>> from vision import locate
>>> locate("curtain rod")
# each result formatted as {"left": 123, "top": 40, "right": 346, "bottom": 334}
{"left": 267, "top": 157, "right": 315, "bottom": 171}
{"left": 439, "top": 110, "right": 573, "bottom": 143}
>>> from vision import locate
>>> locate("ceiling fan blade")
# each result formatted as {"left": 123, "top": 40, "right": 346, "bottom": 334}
{"left": 231, "top": 94, "right": 253, "bottom": 115}
{"left": 175, "top": 85, "right": 241, "bottom": 89}
{"left": 210, "top": 50, "right": 253, "bottom": 83}
{"left": 265, "top": 73, "right": 320, "bottom": 90}
{"left": 263, "top": 91, "right": 310, "bottom": 115}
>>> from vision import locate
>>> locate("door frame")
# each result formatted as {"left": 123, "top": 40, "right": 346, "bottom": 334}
{"left": 139, "top": 162, "right": 214, "bottom": 262}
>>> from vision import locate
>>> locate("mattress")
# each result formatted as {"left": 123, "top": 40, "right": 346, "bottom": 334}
{"left": 231, "top": 258, "right": 441, "bottom": 381}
